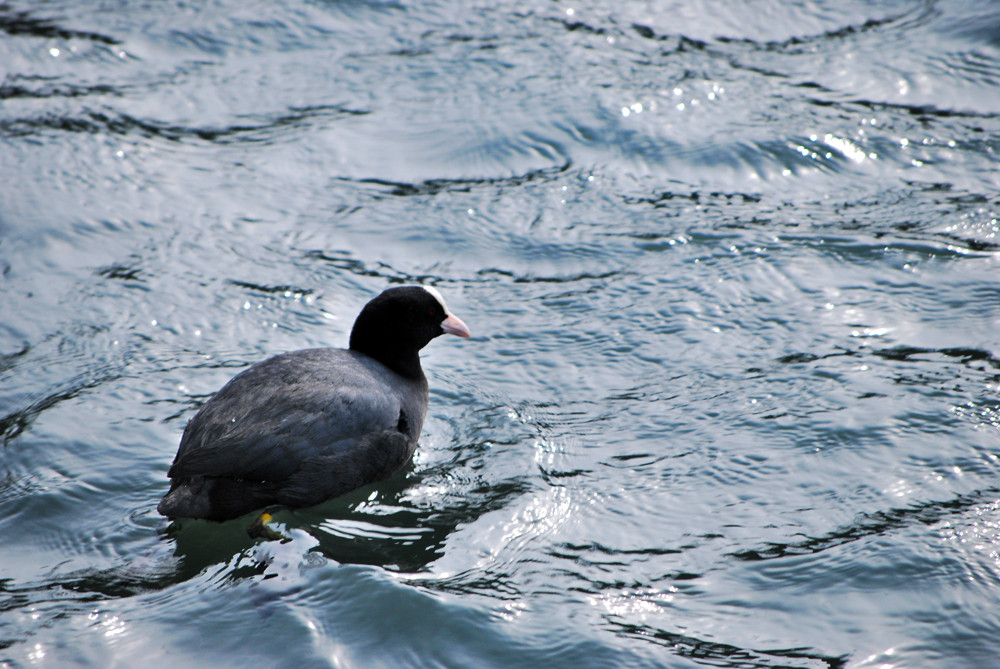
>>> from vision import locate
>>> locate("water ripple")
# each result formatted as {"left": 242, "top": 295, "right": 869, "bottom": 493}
{"left": 0, "top": 105, "right": 367, "bottom": 142}
{"left": 730, "top": 487, "right": 1000, "bottom": 563}
{"left": 0, "top": 5, "right": 119, "bottom": 44}
{"left": 2, "top": 0, "right": 999, "bottom": 666}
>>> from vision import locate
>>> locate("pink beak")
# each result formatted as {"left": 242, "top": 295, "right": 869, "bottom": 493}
{"left": 441, "top": 313, "right": 471, "bottom": 338}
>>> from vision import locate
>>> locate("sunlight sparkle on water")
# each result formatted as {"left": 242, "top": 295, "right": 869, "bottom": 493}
{"left": 27, "top": 643, "right": 45, "bottom": 662}
{"left": 588, "top": 585, "right": 676, "bottom": 618}
{"left": 823, "top": 134, "right": 867, "bottom": 163}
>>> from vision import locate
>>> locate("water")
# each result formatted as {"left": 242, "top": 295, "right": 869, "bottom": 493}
{"left": 2, "top": 0, "right": 999, "bottom": 666}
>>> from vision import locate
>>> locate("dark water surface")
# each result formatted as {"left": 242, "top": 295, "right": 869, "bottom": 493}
{"left": 2, "top": 1, "right": 1000, "bottom": 667}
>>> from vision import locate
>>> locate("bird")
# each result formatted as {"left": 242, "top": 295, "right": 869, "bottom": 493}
{"left": 157, "top": 285, "right": 470, "bottom": 523}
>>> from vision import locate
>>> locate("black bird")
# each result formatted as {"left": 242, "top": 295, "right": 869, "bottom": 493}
{"left": 158, "top": 285, "right": 470, "bottom": 522}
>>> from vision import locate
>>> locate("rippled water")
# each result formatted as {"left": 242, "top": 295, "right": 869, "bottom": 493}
{"left": 2, "top": 0, "right": 999, "bottom": 667}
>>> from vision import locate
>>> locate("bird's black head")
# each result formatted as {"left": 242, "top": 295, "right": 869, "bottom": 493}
{"left": 349, "top": 285, "right": 470, "bottom": 378}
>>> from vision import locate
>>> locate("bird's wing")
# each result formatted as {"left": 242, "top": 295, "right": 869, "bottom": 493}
{"left": 168, "top": 356, "right": 402, "bottom": 483}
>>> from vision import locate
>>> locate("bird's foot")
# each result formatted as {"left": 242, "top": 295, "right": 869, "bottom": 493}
{"left": 247, "top": 512, "right": 289, "bottom": 542}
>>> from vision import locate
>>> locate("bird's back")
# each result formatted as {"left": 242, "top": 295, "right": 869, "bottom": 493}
{"left": 158, "top": 348, "right": 429, "bottom": 520}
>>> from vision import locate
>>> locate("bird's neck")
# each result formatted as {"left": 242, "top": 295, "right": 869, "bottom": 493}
{"left": 349, "top": 334, "right": 425, "bottom": 380}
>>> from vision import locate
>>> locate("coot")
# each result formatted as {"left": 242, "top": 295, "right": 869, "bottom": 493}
{"left": 157, "top": 285, "right": 470, "bottom": 521}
